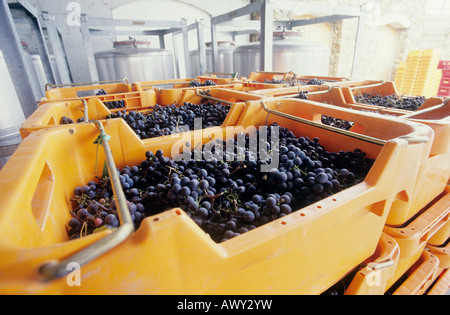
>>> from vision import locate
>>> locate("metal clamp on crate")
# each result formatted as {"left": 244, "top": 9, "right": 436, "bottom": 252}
{"left": 140, "top": 80, "right": 198, "bottom": 88}
{"left": 195, "top": 89, "right": 234, "bottom": 106}
{"left": 202, "top": 71, "right": 239, "bottom": 79}
{"left": 270, "top": 86, "right": 333, "bottom": 101}
{"left": 259, "top": 100, "right": 430, "bottom": 145}
{"left": 259, "top": 100, "right": 387, "bottom": 146}
{"left": 360, "top": 258, "right": 395, "bottom": 271}
{"left": 39, "top": 120, "right": 135, "bottom": 280}
{"left": 45, "top": 78, "right": 129, "bottom": 91}
{"left": 80, "top": 99, "right": 89, "bottom": 123}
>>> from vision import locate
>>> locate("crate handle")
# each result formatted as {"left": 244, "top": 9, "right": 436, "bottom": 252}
{"left": 45, "top": 78, "right": 129, "bottom": 91}
{"left": 39, "top": 120, "right": 135, "bottom": 280}
{"left": 31, "top": 162, "right": 55, "bottom": 231}
{"left": 361, "top": 258, "right": 395, "bottom": 270}
{"left": 195, "top": 89, "right": 234, "bottom": 106}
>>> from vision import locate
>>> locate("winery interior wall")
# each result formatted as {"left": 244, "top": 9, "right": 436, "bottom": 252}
{"left": 111, "top": 0, "right": 252, "bottom": 78}
{"left": 273, "top": 0, "right": 440, "bottom": 81}
{"left": 22, "top": 0, "right": 450, "bottom": 82}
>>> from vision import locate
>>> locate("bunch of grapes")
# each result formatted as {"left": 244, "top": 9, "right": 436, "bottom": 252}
{"left": 293, "top": 93, "right": 354, "bottom": 130}
{"left": 302, "top": 78, "right": 324, "bottom": 86}
{"left": 106, "top": 102, "right": 231, "bottom": 140}
{"left": 354, "top": 92, "right": 426, "bottom": 111}
{"left": 60, "top": 116, "right": 90, "bottom": 125}
{"left": 96, "top": 90, "right": 126, "bottom": 110}
{"left": 264, "top": 79, "right": 288, "bottom": 85}
{"left": 295, "top": 91, "right": 309, "bottom": 100}
{"left": 68, "top": 123, "right": 374, "bottom": 243}
{"left": 263, "top": 78, "right": 324, "bottom": 86}
{"left": 189, "top": 80, "right": 217, "bottom": 87}
{"left": 60, "top": 116, "right": 75, "bottom": 125}
{"left": 321, "top": 116, "right": 355, "bottom": 131}
{"left": 68, "top": 178, "right": 146, "bottom": 240}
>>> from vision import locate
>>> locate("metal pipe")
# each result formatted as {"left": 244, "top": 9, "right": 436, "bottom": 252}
{"left": 260, "top": 100, "right": 386, "bottom": 146}
{"left": 260, "top": 100, "right": 429, "bottom": 145}
{"left": 39, "top": 120, "right": 134, "bottom": 280}
{"left": 270, "top": 86, "right": 333, "bottom": 100}
{"left": 195, "top": 89, "right": 234, "bottom": 106}
{"left": 45, "top": 78, "right": 129, "bottom": 91}
{"left": 140, "top": 81, "right": 194, "bottom": 88}
{"left": 202, "top": 71, "right": 239, "bottom": 79}
{"left": 252, "top": 71, "right": 295, "bottom": 76}
{"left": 81, "top": 99, "right": 89, "bottom": 123}
{"left": 361, "top": 258, "right": 395, "bottom": 270}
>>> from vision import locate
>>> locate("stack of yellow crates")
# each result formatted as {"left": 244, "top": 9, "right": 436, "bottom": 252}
{"left": 394, "top": 61, "right": 407, "bottom": 94}
{"left": 395, "top": 49, "right": 443, "bottom": 98}
{"left": 403, "top": 50, "right": 423, "bottom": 95}
{"left": 413, "top": 49, "right": 442, "bottom": 97}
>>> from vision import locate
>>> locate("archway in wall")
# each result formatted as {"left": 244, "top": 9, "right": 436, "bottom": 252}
{"left": 372, "top": 14, "right": 410, "bottom": 81}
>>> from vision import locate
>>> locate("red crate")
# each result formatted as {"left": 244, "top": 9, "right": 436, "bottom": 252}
{"left": 438, "top": 87, "right": 450, "bottom": 97}
{"left": 438, "top": 60, "right": 450, "bottom": 71}
{"left": 440, "top": 77, "right": 450, "bottom": 88}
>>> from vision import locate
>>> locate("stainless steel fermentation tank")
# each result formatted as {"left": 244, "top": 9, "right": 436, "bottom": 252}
{"left": 95, "top": 40, "right": 176, "bottom": 83}
{"left": 23, "top": 50, "right": 47, "bottom": 99}
{"left": 21, "top": 41, "right": 57, "bottom": 100}
{"left": 0, "top": 50, "right": 26, "bottom": 169}
{"left": 190, "top": 41, "right": 235, "bottom": 76}
{"left": 234, "top": 32, "right": 331, "bottom": 79}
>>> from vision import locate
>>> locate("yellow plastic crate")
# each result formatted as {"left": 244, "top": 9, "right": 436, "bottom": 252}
{"left": 326, "top": 87, "right": 450, "bottom": 226}
{"left": 387, "top": 250, "right": 440, "bottom": 295}
{"left": 425, "top": 268, "right": 450, "bottom": 295}
{"left": 428, "top": 220, "right": 450, "bottom": 247}
{"left": 383, "top": 188, "right": 450, "bottom": 291}
{"left": 426, "top": 241, "right": 450, "bottom": 269}
{"left": 44, "top": 81, "right": 133, "bottom": 102}
{"left": 20, "top": 89, "right": 262, "bottom": 140}
{"left": 0, "top": 99, "right": 434, "bottom": 294}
